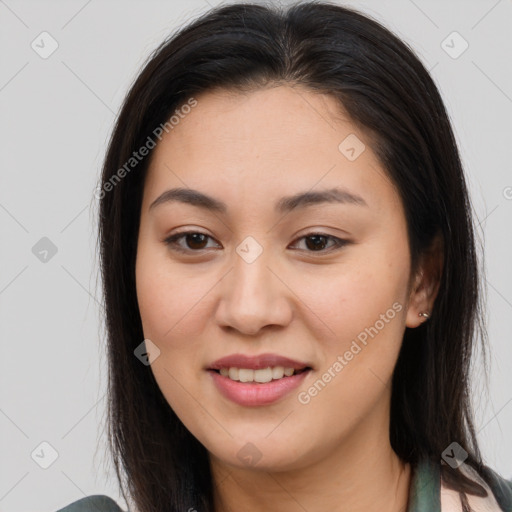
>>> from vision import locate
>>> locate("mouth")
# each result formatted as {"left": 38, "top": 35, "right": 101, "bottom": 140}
{"left": 207, "top": 366, "right": 313, "bottom": 406}
{"left": 207, "top": 366, "right": 313, "bottom": 384}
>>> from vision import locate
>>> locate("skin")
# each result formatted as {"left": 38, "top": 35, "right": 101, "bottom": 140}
{"left": 135, "top": 84, "right": 443, "bottom": 512}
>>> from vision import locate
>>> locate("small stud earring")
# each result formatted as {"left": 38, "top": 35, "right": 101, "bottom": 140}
{"left": 418, "top": 311, "right": 430, "bottom": 319}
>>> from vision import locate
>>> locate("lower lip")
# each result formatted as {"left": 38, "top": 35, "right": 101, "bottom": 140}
{"left": 208, "top": 369, "right": 311, "bottom": 406}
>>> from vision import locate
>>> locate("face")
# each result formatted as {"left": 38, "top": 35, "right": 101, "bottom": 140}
{"left": 135, "top": 85, "right": 424, "bottom": 472}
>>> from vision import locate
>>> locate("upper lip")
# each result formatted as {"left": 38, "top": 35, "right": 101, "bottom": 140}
{"left": 208, "top": 353, "right": 313, "bottom": 371}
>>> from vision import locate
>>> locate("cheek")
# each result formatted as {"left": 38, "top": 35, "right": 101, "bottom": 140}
{"left": 305, "top": 241, "right": 409, "bottom": 392}
{"left": 136, "top": 241, "right": 203, "bottom": 341}
{"left": 135, "top": 250, "right": 206, "bottom": 413}
{"left": 305, "top": 256, "right": 408, "bottom": 341}
{"left": 299, "top": 275, "right": 407, "bottom": 436}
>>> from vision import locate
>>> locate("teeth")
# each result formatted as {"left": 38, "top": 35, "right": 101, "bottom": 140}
{"left": 218, "top": 366, "right": 302, "bottom": 383}
{"left": 239, "top": 368, "right": 254, "bottom": 382}
{"left": 272, "top": 366, "right": 285, "bottom": 379}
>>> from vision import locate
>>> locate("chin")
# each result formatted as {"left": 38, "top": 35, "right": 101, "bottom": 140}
{"left": 206, "top": 437, "right": 313, "bottom": 473}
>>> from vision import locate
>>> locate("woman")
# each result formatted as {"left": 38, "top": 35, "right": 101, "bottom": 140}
{"left": 58, "top": 1, "right": 512, "bottom": 511}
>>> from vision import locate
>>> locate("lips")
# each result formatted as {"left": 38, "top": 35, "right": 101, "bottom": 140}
{"left": 207, "top": 353, "right": 313, "bottom": 371}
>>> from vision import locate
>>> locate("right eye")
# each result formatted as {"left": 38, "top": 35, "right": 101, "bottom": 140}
{"left": 163, "top": 231, "right": 221, "bottom": 254}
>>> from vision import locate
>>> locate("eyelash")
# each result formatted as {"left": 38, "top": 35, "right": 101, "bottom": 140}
{"left": 163, "top": 230, "right": 350, "bottom": 255}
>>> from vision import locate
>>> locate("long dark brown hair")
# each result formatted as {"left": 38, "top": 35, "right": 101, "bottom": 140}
{"left": 97, "top": 2, "right": 495, "bottom": 510}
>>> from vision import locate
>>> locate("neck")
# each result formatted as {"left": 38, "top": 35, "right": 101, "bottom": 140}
{"left": 209, "top": 412, "right": 412, "bottom": 512}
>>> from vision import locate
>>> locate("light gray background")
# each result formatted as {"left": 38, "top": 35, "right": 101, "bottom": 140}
{"left": 1, "top": 0, "right": 511, "bottom": 511}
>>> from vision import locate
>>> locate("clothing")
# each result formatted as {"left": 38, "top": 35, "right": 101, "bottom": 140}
{"left": 56, "top": 457, "right": 512, "bottom": 512}
{"left": 56, "top": 494, "right": 122, "bottom": 512}
{"left": 411, "top": 458, "right": 512, "bottom": 512}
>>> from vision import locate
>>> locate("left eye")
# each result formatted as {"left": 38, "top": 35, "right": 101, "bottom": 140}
{"left": 292, "top": 233, "right": 347, "bottom": 252}
{"left": 164, "top": 231, "right": 348, "bottom": 254}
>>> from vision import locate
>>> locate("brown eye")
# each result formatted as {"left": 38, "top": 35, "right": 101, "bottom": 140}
{"left": 164, "top": 231, "right": 219, "bottom": 253}
{"left": 183, "top": 233, "right": 208, "bottom": 250}
{"left": 304, "top": 235, "right": 329, "bottom": 251}
{"left": 164, "top": 231, "right": 349, "bottom": 255}
{"left": 291, "top": 233, "right": 349, "bottom": 253}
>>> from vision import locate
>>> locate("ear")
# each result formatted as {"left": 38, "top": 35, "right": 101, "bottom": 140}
{"left": 405, "top": 231, "right": 444, "bottom": 328}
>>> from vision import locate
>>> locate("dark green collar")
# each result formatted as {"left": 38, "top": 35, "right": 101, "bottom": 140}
{"left": 408, "top": 456, "right": 512, "bottom": 512}
{"left": 407, "top": 457, "right": 441, "bottom": 512}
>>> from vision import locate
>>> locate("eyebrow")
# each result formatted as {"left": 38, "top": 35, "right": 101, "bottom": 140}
{"left": 148, "top": 186, "right": 368, "bottom": 214}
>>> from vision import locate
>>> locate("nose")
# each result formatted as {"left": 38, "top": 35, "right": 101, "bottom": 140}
{"left": 214, "top": 247, "right": 293, "bottom": 336}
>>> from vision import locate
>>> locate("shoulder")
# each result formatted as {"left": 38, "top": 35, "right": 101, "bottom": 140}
{"left": 441, "top": 462, "right": 512, "bottom": 512}
{"left": 56, "top": 495, "right": 126, "bottom": 512}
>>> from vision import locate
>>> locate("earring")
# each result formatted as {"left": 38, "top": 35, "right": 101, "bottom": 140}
{"left": 418, "top": 311, "right": 430, "bottom": 319}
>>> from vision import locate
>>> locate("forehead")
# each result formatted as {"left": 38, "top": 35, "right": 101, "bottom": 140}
{"left": 143, "top": 85, "right": 400, "bottom": 214}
